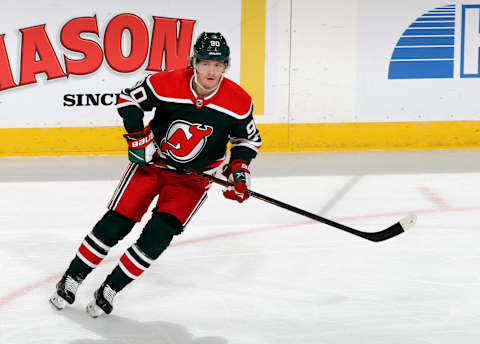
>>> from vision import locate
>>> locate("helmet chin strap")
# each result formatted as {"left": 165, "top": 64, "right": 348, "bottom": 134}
{"left": 193, "top": 67, "right": 225, "bottom": 95}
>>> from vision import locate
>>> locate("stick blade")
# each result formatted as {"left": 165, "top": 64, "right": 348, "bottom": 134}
{"left": 399, "top": 214, "right": 417, "bottom": 231}
{"left": 366, "top": 214, "right": 416, "bottom": 242}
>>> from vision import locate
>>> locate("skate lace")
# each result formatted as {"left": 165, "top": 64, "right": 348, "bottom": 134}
{"left": 65, "top": 276, "right": 80, "bottom": 294}
{"left": 103, "top": 284, "right": 117, "bottom": 303}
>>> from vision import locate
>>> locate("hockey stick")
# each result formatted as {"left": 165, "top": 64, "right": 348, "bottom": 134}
{"left": 154, "top": 157, "right": 416, "bottom": 242}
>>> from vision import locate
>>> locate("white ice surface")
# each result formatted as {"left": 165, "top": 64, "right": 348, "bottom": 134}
{"left": 1, "top": 152, "right": 480, "bottom": 344}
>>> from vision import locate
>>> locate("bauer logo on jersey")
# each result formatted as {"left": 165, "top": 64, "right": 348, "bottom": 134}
{"left": 160, "top": 120, "right": 213, "bottom": 162}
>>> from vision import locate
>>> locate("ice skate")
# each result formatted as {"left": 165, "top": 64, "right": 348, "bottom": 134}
{"left": 49, "top": 273, "right": 81, "bottom": 310}
{"left": 86, "top": 282, "right": 117, "bottom": 318}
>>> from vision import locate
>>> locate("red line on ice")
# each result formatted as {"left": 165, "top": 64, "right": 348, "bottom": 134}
{"left": 417, "top": 186, "right": 452, "bottom": 210}
{"left": 1, "top": 206, "right": 479, "bottom": 309}
{"left": 0, "top": 222, "right": 303, "bottom": 309}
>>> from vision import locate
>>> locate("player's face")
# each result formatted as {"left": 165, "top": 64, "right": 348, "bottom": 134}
{"left": 195, "top": 60, "right": 226, "bottom": 90}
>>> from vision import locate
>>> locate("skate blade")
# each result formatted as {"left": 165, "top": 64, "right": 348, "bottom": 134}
{"left": 49, "top": 292, "right": 67, "bottom": 310}
{"left": 86, "top": 299, "right": 104, "bottom": 318}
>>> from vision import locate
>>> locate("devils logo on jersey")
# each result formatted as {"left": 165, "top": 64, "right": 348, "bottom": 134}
{"left": 160, "top": 120, "right": 214, "bottom": 162}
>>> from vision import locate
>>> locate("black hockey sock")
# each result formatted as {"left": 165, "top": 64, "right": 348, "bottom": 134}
{"left": 104, "top": 212, "right": 181, "bottom": 292}
{"left": 92, "top": 210, "right": 136, "bottom": 247}
{"left": 136, "top": 212, "right": 181, "bottom": 259}
{"left": 66, "top": 210, "right": 136, "bottom": 280}
{"left": 104, "top": 244, "right": 152, "bottom": 292}
{"left": 67, "top": 257, "right": 92, "bottom": 281}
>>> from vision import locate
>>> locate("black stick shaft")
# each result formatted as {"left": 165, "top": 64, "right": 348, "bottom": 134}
{"left": 154, "top": 157, "right": 406, "bottom": 242}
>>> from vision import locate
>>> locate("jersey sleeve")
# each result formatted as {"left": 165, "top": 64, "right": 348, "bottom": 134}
{"left": 229, "top": 106, "right": 262, "bottom": 165}
{"left": 116, "top": 75, "right": 157, "bottom": 133}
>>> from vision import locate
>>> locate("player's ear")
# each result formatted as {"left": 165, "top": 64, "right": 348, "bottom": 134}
{"left": 223, "top": 59, "right": 230, "bottom": 72}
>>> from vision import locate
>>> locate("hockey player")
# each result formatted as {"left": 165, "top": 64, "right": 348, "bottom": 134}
{"left": 49, "top": 32, "right": 262, "bottom": 317}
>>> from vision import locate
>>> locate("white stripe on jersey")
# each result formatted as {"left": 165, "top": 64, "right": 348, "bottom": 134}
{"left": 116, "top": 93, "right": 142, "bottom": 109}
{"left": 206, "top": 101, "right": 253, "bottom": 119}
{"left": 230, "top": 136, "right": 262, "bottom": 152}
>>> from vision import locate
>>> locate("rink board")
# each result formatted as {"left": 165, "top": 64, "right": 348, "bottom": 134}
{"left": 2, "top": 1, "right": 480, "bottom": 155}
{"left": 1, "top": 121, "right": 480, "bottom": 156}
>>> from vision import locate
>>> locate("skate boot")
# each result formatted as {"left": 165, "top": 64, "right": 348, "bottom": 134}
{"left": 49, "top": 273, "right": 82, "bottom": 310}
{"left": 86, "top": 282, "right": 117, "bottom": 318}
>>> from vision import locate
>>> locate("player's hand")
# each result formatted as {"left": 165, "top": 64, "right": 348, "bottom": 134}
{"left": 123, "top": 127, "right": 157, "bottom": 167}
{"left": 222, "top": 160, "right": 251, "bottom": 203}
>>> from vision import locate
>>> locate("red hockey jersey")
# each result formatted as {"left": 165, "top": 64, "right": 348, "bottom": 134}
{"left": 116, "top": 67, "right": 262, "bottom": 172}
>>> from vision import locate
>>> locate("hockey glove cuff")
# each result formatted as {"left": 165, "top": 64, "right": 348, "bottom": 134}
{"left": 123, "top": 127, "right": 157, "bottom": 167}
{"left": 222, "top": 159, "right": 251, "bottom": 203}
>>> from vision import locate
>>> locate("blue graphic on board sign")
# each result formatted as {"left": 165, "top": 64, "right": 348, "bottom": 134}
{"left": 388, "top": 4, "right": 480, "bottom": 79}
{"left": 388, "top": 4, "right": 456, "bottom": 79}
